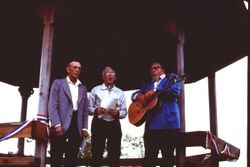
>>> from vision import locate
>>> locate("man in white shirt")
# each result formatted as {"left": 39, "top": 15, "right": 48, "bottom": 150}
{"left": 89, "top": 66, "right": 127, "bottom": 167}
{"left": 48, "top": 60, "right": 89, "bottom": 167}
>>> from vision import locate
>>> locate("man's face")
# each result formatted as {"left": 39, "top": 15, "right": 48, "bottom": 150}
{"left": 102, "top": 67, "right": 116, "bottom": 85}
{"left": 150, "top": 63, "right": 164, "bottom": 77}
{"left": 67, "top": 61, "right": 81, "bottom": 79}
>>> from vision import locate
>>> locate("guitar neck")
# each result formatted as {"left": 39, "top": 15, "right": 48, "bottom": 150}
{"left": 150, "top": 75, "right": 185, "bottom": 99}
{"left": 151, "top": 80, "right": 174, "bottom": 99}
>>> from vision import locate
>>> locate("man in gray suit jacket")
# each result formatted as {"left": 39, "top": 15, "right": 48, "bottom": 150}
{"left": 48, "top": 60, "right": 89, "bottom": 167}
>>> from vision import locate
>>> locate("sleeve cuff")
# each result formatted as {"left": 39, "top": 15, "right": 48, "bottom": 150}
{"left": 54, "top": 124, "right": 61, "bottom": 128}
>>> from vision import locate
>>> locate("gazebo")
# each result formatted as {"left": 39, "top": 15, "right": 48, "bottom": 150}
{"left": 0, "top": 0, "right": 248, "bottom": 166}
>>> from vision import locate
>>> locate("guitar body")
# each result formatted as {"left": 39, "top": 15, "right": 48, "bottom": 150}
{"left": 128, "top": 75, "right": 185, "bottom": 127}
{"left": 128, "top": 97, "right": 158, "bottom": 126}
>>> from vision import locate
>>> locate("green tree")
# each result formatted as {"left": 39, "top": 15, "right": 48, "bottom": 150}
{"left": 121, "top": 134, "right": 144, "bottom": 158}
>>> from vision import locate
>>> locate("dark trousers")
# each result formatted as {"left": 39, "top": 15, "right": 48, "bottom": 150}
{"left": 50, "top": 112, "right": 81, "bottom": 167}
{"left": 91, "top": 117, "right": 122, "bottom": 167}
{"left": 143, "top": 129, "right": 179, "bottom": 167}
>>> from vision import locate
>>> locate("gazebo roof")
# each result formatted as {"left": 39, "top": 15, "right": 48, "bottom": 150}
{"left": 0, "top": 0, "right": 248, "bottom": 91}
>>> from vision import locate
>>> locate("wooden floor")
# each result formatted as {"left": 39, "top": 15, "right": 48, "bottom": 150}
{"left": 0, "top": 153, "right": 238, "bottom": 167}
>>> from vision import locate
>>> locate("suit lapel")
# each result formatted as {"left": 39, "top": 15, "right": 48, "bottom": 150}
{"left": 158, "top": 77, "right": 167, "bottom": 89}
{"left": 149, "top": 81, "right": 154, "bottom": 90}
{"left": 62, "top": 78, "right": 72, "bottom": 101}
{"left": 77, "top": 84, "right": 84, "bottom": 105}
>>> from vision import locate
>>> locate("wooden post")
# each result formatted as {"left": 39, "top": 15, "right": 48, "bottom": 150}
{"left": 34, "top": 2, "right": 54, "bottom": 167}
{"left": 208, "top": 73, "right": 218, "bottom": 135}
{"left": 176, "top": 25, "right": 186, "bottom": 167}
{"left": 17, "top": 86, "right": 34, "bottom": 155}
{"left": 208, "top": 73, "right": 219, "bottom": 167}
{"left": 247, "top": 4, "right": 249, "bottom": 167}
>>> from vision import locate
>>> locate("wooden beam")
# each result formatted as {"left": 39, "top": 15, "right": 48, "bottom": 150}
{"left": 35, "top": 1, "right": 55, "bottom": 166}
{"left": 0, "top": 121, "right": 48, "bottom": 141}
{"left": 176, "top": 22, "right": 186, "bottom": 167}
{"left": 0, "top": 157, "right": 40, "bottom": 167}
{"left": 179, "top": 131, "right": 240, "bottom": 161}
{"left": 0, "top": 153, "right": 237, "bottom": 167}
{"left": 0, "top": 129, "right": 239, "bottom": 166}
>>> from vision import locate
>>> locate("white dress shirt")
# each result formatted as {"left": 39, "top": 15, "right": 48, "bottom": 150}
{"left": 67, "top": 76, "right": 81, "bottom": 111}
{"left": 89, "top": 83, "right": 127, "bottom": 122}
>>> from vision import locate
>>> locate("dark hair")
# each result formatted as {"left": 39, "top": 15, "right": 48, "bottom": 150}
{"left": 150, "top": 62, "right": 166, "bottom": 71}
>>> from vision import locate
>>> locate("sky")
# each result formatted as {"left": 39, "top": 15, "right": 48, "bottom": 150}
{"left": 0, "top": 56, "right": 248, "bottom": 167}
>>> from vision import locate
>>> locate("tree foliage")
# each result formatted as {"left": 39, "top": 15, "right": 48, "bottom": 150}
{"left": 78, "top": 133, "right": 144, "bottom": 158}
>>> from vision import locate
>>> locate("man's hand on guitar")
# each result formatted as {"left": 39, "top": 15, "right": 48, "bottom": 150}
{"left": 136, "top": 93, "right": 146, "bottom": 105}
{"left": 144, "top": 90, "right": 155, "bottom": 99}
{"left": 136, "top": 90, "right": 155, "bottom": 106}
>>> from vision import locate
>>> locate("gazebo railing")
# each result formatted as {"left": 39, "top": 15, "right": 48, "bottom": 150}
{"left": 0, "top": 121, "right": 240, "bottom": 167}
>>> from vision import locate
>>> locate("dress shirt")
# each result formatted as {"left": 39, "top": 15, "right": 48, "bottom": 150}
{"left": 153, "top": 74, "right": 166, "bottom": 91}
{"left": 89, "top": 83, "right": 127, "bottom": 122}
{"left": 67, "top": 76, "right": 81, "bottom": 111}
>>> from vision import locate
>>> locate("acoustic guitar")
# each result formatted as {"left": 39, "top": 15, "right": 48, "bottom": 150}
{"left": 128, "top": 75, "right": 185, "bottom": 127}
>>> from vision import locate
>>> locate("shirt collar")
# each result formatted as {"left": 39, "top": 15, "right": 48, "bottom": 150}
{"left": 152, "top": 73, "right": 166, "bottom": 82}
{"left": 67, "top": 76, "right": 81, "bottom": 86}
{"left": 101, "top": 83, "right": 117, "bottom": 91}
{"left": 159, "top": 73, "right": 166, "bottom": 80}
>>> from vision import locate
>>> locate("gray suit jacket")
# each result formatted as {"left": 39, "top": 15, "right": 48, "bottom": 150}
{"left": 48, "top": 78, "right": 89, "bottom": 135}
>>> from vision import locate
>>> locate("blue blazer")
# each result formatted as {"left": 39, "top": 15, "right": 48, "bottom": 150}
{"left": 48, "top": 78, "right": 89, "bottom": 135}
{"left": 131, "top": 73, "right": 181, "bottom": 129}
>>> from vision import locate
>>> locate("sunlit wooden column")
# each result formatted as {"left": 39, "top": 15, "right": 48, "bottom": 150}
{"left": 17, "top": 86, "right": 34, "bottom": 155}
{"left": 165, "top": 16, "right": 186, "bottom": 167}
{"left": 35, "top": 2, "right": 54, "bottom": 167}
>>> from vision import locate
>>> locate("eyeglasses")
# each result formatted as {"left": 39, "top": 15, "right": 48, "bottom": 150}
{"left": 104, "top": 72, "right": 115, "bottom": 76}
{"left": 151, "top": 66, "right": 161, "bottom": 71}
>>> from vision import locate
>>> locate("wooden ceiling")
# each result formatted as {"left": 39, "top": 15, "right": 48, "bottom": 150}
{"left": 0, "top": 0, "right": 248, "bottom": 91}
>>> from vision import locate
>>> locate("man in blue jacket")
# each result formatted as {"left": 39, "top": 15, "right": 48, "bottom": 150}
{"left": 131, "top": 62, "right": 181, "bottom": 167}
{"left": 48, "top": 60, "right": 89, "bottom": 167}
